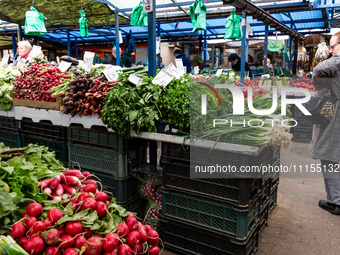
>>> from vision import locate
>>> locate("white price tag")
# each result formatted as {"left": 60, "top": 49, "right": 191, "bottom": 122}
{"left": 194, "top": 66, "right": 199, "bottom": 74}
{"left": 261, "top": 74, "right": 270, "bottom": 79}
{"left": 143, "top": 0, "right": 153, "bottom": 12}
{"left": 216, "top": 69, "right": 223, "bottom": 76}
{"left": 128, "top": 74, "right": 143, "bottom": 85}
{"left": 103, "top": 67, "right": 119, "bottom": 82}
{"left": 175, "top": 58, "right": 183, "bottom": 69}
{"left": 58, "top": 61, "right": 72, "bottom": 73}
{"left": 152, "top": 63, "right": 177, "bottom": 87}
{"left": 84, "top": 51, "right": 95, "bottom": 73}
{"left": 0, "top": 55, "right": 9, "bottom": 67}
{"left": 176, "top": 66, "right": 186, "bottom": 79}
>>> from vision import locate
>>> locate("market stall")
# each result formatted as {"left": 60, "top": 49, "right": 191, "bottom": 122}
{"left": 0, "top": 0, "right": 338, "bottom": 254}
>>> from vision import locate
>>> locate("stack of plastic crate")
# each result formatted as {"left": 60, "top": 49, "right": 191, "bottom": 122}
{"left": 20, "top": 118, "right": 68, "bottom": 164}
{"left": 160, "top": 143, "right": 280, "bottom": 255}
{"left": 67, "top": 125, "right": 148, "bottom": 216}
{"left": 0, "top": 116, "right": 21, "bottom": 148}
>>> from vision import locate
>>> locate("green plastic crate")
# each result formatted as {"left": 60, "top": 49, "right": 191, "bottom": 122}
{"left": 161, "top": 218, "right": 259, "bottom": 255}
{"left": 0, "top": 129, "right": 21, "bottom": 148}
{"left": 22, "top": 135, "right": 68, "bottom": 164}
{"left": 68, "top": 141, "right": 147, "bottom": 179}
{"left": 21, "top": 119, "right": 67, "bottom": 142}
{"left": 162, "top": 191, "right": 261, "bottom": 241}
{"left": 68, "top": 126, "right": 126, "bottom": 150}
{"left": 85, "top": 169, "right": 140, "bottom": 203}
{"left": 0, "top": 116, "right": 18, "bottom": 131}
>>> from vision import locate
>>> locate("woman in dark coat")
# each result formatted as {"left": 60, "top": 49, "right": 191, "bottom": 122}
{"left": 312, "top": 31, "right": 340, "bottom": 215}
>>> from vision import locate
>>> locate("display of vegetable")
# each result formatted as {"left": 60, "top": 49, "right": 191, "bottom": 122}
{"left": 62, "top": 73, "right": 95, "bottom": 116}
{"left": 102, "top": 72, "right": 164, "bottom": 137}
{"left": 0, "top": 143, "right": 65, "bottom": 234}
{"left": 13, "top": 61, "right": 69, "bottom": 102}
{"left": 291, "top": 76, "right": 315, "bottom": 92}
{"left": 7, "top": 168, "right": 162, "bottom": 254}
{"left": 0, "top": 66, "right": 20, "bottom": 110}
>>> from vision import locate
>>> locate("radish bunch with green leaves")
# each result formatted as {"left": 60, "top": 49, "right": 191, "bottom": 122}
{"left": 10, "top": 169, "right": 162, "bottom": 254}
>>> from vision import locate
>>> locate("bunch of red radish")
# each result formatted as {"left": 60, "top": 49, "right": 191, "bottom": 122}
{"left": 10, "top": 169, "right": 162, "bottom": 255}
{"left": 13, "top": 62, "right": 69, "bottom": 102}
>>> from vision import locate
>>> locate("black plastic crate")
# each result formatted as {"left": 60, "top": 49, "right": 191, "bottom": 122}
{"left": 21, "top": 118, "right": 67, "bottom": 142}
{"left": 0, "top": 116, "right": 18, "bottom": 131}
{"left": 293, "top": 125, "right": 313, "bottom": 142}
{"left": 0, "top": 129, "right": 21, "bottom": 148}
{"left": 161, "top": 218, "right": 259, "bottom": 255}
{"left": 118, "top": 195, "right": 147, "bottom": 218}
{"left": 268, "top": 186, "right": 278, "bottom": 214}
{"left": 68, "top": 126, "right": 127, "bottom": 150}
{"left": 68, "top": 139, "right": 147, "bottom": 179}
{"left": 22, "top": 135, "right": 68, "bottom": 164}
{"left": 162, "top": 191, "right": 261, "bottom": 241}
{"left": 162, "top": 158, "right": 261, "bottom": 207}
{"left": 161, "top": 145, "right": 280, "bottom": 207}
{"left": 85, "top": 169, "right": 140, "bottom": 203}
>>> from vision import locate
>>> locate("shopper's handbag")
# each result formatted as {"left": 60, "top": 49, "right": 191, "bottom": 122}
{"left": 24, "top": 6, "right": 47, "bottom": 36}
{"left": 300, "top": 93, "right": 337, "bottom": 125}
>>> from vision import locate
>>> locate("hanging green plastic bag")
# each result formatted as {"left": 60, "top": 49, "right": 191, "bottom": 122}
{"left": 131, "top": 1, "right": 148, "bottom": 27}
{"left": 284, "top": 51, "right": 290, "bottom": 61}
{"left": 79, "top": 10, "right": 89, "bottom": 37}
{"left": 224, "top": 11, "right": 242, "bottom": 40}
{"left": 189, "top": 0, "right": 206, "bottom": 33}
{"left": 24, "top": 6, "right": 47, "bottom": 36}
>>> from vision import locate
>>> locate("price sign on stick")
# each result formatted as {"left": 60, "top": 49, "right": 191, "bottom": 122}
{"left": 58, "top": 61, "right": 72, "bottom": 72}
{"left": 128, "top": 74, "right": 143, "bottom": 85}
{"left": 216, "top": 69, "right": 223, "bottom": 76}
{"left": 152, "top": 63, "right": 177, "bottom": 87}
{"left": 175, "top": 59, "right": 184, "bottom": 69}
{"left": 0, "top": 55, "right": 9, "bottom": 67}
{"left": 194, "top": 66, "right": 199, "bottom": 74}
{"left": 103, "top": 67, "right": 119, "bottom": 82}
{"left": 84, "top": 51, "right": 95, "bottom": 73}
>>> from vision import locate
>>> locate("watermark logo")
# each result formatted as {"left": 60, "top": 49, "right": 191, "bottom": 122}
{"left": 201, "top": 84, "right": 312, "bottom": 116}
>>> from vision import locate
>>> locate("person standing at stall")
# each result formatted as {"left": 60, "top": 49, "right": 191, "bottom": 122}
{"left": 228, "top": 53, "right": 251, "bottom": 76}
{"left": 13, "top": 41, "right": 33, "bottom": 68}
{"left": 174, "top": 49, "right": 191, "bottom": 73}
{"left": 312, "top": 31, "right": 340, "bottom": 215}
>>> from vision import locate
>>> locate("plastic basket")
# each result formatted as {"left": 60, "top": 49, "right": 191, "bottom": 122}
{"left": 22, "top": 135, "right": 68, "bottom": 164}
{"left": 162, "top": 191, "right": 261, "bottom": 240}
{"left": 68, "top": 140, "right": 147, "bottom": 179}
{"left": 0, "top": 116, "right": 18, "bottom": 131}
{"left": 161, "top": 158, "right": 261, "bottom": 208}
{"left": 161, "top": 218, "right": 259, "bottom": 255}
{"left": 21, "top": 118, "right": 67, "bottom": 142}
{"left": 0, "top": 129, "right": 21, "bottom": 148}
{"left": 118, "top": 195, "right": 147, "bottom": 218}
{"left": 85, "top": 169, "right": 140, "bottom": 203}
{"left": 68, "top": 126, "right": 127, "bottom": 150}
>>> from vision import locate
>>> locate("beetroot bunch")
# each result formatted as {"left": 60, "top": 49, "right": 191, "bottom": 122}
{"left": 10, "top": 169, "right": 162, "bottom": 255}
{"left": 13, "top": 62, "right": 69, "bottom": 102}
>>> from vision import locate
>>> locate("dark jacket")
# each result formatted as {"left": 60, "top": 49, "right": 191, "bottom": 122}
{"left": 232, "top": 59, "right": 251, "bottom": 73}
{"left": 120, "top": 51, "right": 134, "bottom": 68}
{"left": 176, "top": 53, "right": 191, "bottom": 73}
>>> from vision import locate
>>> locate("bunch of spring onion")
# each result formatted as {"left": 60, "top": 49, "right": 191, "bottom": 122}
{"left": 0, "top": 235, "right": 29, "bottom": 255}
{"left": 194, "top": 113, "right": 293, "bottom": 148}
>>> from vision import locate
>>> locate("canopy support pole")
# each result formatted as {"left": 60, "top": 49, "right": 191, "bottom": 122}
{"left": 148, "top": 0, "right": 157, "bottom": 167}
{"left": 115, "top": 11, "right": 120, "bottom": 66}
{"left": 263, "top": 24, "right": 269, "bottom": 75}
{"left": 75, "top": 37, "right": 78, "bottom": 60}
{"left": 157, "top": 22, "right": 161, "bottom": 69}
{"left": 283, "top": 39, "right": 287, "bottom": 68}
{"left": 211, "top": 44, "right": 215, "bottom": 69}
{"left": 288, "top": 36, "right": 292, "bottom": 70}
{"left": 12, "top": 34, "right": 16, "bottom": 58}
{"left": 292, "top": 37, "right": 298, "bottom": 75}
{"left": 67, "top": 31, "right": 71, "bottom": 56}
{"left": 17, "top": 25, "right": 22, "bottom": 42}
{"left": 240, "top": 11, "right": 246, "bottom": 86}
{"left": 203, "top": 30, "right": 207, "bottom": 69}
